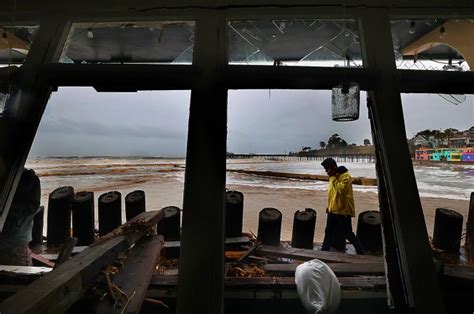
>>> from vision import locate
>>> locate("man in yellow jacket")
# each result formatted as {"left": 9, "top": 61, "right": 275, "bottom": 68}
{"left": 320, "top": 158, "right": 364, "bottom": 254}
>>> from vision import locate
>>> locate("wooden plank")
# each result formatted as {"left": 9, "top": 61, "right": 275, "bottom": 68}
{"left": 31, "top": 252, "right": 55, "bottom": 268}
{"left": 359, "top": 9, "right": 445, "bottom": 314}
{"left": 263, "top": 263, "right": 385, "bottom": 276}
{"left": 0, "top": 266, "right": 52, "bottom": 276}
{"left": 151, "top": 275, "right": 386, "bottom": 290}
{"left": 164, "top": 236, "right": 250, "bottom": 248}
{"left": 466, "top": 192, "right": 474, "bottom": 265}
{"left": 40, "top": 246, "right": 88, "bottom": 261}
{"left": 257, "top": 245, "right": 382, "bottom": 264}
{"left": 0, "top": 210, "right": 163, "bottom": 314}
{"left": 96, "top": 235, "right": 164, "bottom": 314}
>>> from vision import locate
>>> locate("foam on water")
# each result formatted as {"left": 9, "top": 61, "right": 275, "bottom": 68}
{"left": 26, "top": 157, "right": 473, "bottom": 201}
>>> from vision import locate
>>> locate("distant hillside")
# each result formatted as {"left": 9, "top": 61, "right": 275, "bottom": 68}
{"left": 295, "top": 145, "right": 375, "bottom": 157}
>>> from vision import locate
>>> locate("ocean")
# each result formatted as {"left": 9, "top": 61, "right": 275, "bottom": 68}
{"left": 26, "top": 156, "right": 473, "bottom": 203}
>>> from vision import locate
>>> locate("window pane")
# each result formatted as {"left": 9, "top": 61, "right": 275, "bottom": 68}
{"left": 0, "top": 25, "right": 39, "bottom": 64}
{"left": 228, "top": 19, "right": 362, "bottom": 67}
{"left": 59, "top": 21, "right": 195, "bottom": 64}
{"left": 391, "top": 19, "right": 472, "bottom": 71}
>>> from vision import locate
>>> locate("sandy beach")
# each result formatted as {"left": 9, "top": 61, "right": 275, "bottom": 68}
{"left": 40, "top": 173, "right": 470, "bottom": 243}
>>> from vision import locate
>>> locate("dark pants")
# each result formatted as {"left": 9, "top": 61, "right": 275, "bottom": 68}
{"left": 321, "top": 213, "right": 365, "bottom": 255}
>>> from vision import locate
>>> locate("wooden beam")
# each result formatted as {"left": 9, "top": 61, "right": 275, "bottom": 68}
{"left": 177, "top": 12, "right": 227, "bottom": 314}
{"left": 359, "top": 9, "right": 445, "bottom": 314}
{"left": 398, "top": 70, "right": 474, "bottom": 94}
{"left": 368, "top": 96, "right": 407, "bottom": 311}
{"left": 95, "top": 235, "right": 164, "bottom": 314}
{"left": 0, "top": 17, "right": 70, "bottom": 231}
{"left": 466, "top": 192, "right": 474, "bottom": 266}
{"left": 223, "top": 65, "right": 378, "bottom": 91}
{"left": 263, "top": 263, "right": 385, "bottom": 276}
{"left": 35, "top": 64, "right": 198, "bottom": 91}
{"left": 0, "top": 210, "right": 163, "bottom": 314}
{"left": 256, "top": 245, "right": 382, "bottom": 264}
{"left": 54, "top": 237, "right": 78, "bottom": 267}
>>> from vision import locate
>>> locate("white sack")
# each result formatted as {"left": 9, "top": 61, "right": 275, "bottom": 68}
{"left": 295, "top": 259, "right": 341, "bottom": 314}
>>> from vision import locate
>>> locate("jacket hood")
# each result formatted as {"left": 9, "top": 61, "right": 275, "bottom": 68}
{"left": 336, "top": 166, "right": 348, "bottom": 174}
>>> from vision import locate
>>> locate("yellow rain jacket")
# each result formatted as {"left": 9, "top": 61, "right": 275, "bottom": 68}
{"left": 327, "top": 169, "right": 355, "bottom": 217}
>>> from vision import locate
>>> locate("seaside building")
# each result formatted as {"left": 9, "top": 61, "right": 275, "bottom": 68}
{"left": 1, "top": 1, "right": 474, "bottom": 314}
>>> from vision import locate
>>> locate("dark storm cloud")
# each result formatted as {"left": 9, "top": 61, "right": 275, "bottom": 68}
{"left": 29, "top": 87, "right": 473, "bottom": 157}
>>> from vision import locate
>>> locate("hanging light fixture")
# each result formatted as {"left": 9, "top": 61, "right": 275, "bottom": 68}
{"left": 331, "top": 81, "right": 360, "bottom": 121}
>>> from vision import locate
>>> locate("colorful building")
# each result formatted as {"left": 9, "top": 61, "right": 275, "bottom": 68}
{"left": 415, "top": 147, "right": 474, "bottom": 162}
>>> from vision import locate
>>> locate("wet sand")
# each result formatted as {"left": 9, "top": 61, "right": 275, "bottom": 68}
{"left": 39, "top": 175, "right": 470, "bottom": 242}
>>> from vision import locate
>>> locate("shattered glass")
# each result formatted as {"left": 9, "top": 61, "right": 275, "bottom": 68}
{"left": 228, "top": 19, "right": 362, "bottom": 67}
{"left": 0, "top": 25, "right": 38, "bottom": 64}
{"left": 59, "top": 21, "right": 195, "bottom": 64}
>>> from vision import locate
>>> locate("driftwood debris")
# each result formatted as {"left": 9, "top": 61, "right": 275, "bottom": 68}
{"left": 0, "top": 210, "right": 164, "bottom": 314}
{"left": 227, "top": 169, "right": 377, "bottom": 186}
{"left": 54, "top": 237, "right": 78, "bottom": 267}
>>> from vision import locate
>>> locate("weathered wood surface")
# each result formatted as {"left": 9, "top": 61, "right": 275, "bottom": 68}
{"left": 96, "top": 235, "right": 164, "bottom": 314}
{"left": 0, "top": 266, "right": 52, "bottom": 276}
{"left": 0, "top": 210, "right": 163, "bottom": 314}
{"left": 227, "top": 169, "right": 377, "bottom": 186}
{"left": 150, "top": 275, "right": 386, "bottom": 290}
{"left": 263, "top": 263, "right": 385, "bottom": 276}
{"left": 31, "top": 252, "right": 55, "bottom": 268}
{"left": 164, "top": 236, "right": 250, "bottom": 248}
{"left": 40, "top": 246, "right": 88, "bottom": 261}
{"left": 257, "top": 245, "right": 382, "bottom": 264}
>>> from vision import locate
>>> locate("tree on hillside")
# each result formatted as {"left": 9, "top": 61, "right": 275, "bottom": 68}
{"left": 363, "top": 139, "right": 371, "bottom": 146}
{"left": 319, "top": 141, "right": 326, "bottom": 149}
{"left": 443, "top": 128, "right": 459, "bottom": 146}
{"left": 327, "top": 134, "right": 349, "bottom": 148}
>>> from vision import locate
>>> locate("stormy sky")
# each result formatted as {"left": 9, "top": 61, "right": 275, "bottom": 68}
{"left": 29, "top": 87, "right": 474, "bottom": 157}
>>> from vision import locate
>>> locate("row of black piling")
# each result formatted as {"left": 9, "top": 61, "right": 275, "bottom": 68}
{"left": 256, "top": 206, "right": 383, "bottom": 251}
{"left": 36, "top": 187, "right": 464, "bottom": 254}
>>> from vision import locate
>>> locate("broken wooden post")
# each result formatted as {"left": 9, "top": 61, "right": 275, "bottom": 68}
{"left": 98, "top": 191, "right": 122, "bottom": 236}
{"left": 257, "top": 208, "right": 282, "bottom": 246}
{"left": 433, "top": 208, "right": 463, "bottom": 253}
{"left": 291, "top": 208, "right": 316, "bottom": 249}
{"left": 157, "top": 206, "right": 180, "bottom": 241}
{"left": 72, "top": 191, "right": 95, "bottom": 245}
{"left": 0, "top": 210, "right": 164, "bottom": 314}
{"left": 55, "top": 237, "right": 77, "bottom": 267}
{"left": 357, "top": 210, "right": 383, "bottom": 252}
{"left": 47, "top": 186, "right": 74, "bottom": 245}
{"left": 125, "top": 190, "right": 146, "bottom": 221}
{"left": 466, "top": 192, "right": 474, "bottom": 265}
{"left": 225, "top": 190, "right": 243, "bottom": 238}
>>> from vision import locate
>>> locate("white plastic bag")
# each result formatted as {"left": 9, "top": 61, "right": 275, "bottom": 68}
{"left": 295, "top": 259, "right": 341, "bottom": 314}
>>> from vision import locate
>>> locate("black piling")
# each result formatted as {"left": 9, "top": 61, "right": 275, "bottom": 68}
{"left": 98, "top": 191, "right": 122, "bottom": 236}
{"left": 433, "top": 207, "right": 463, "bottom": 253}
{"left": 257, "top": 208, "right": 282, "bottom": 246}
{"left": 72, "top": 191, "right": 95, "bottom": 245}
{"left": 125, "top": 190, "right": 146, "bottom": 221}
{"left": 30, "top": 206, "right": 44, "bottom": 246}
{"left": 356, "top": 210, "right": 383, "bottom": 252}
{"left": 47, "top": 186, "right": 74, "bottom": 245}
{"left": 291, "top": 208, "right": 316, "bottom": 249}
{"left": 225, "top": 190, "right": 244, "bottom": 238}
{"left": 157, "top": 206, "right": 181, "bottom": 241}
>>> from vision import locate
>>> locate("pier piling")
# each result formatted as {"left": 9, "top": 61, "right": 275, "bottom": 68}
{"left": 157, "top": 206, "right": 181, "bottom": 241}
{"left": 291, "top": 208, "right": 316, "bottom": 249}
{"left": 98, "top": 191, "right": 122, "bottom": 236}
{"left": 257, "top": 208, "right": 282, "bottom": 246}
{"left": 356, "top": 210, "right": 383, "bottom": 252}
{"left": 47, "top": 186, "right": 74, "bottom": 245}
{"left": 72, "top": 191, "right": 95, "bottom": 245}
{"left": 125, "top": 190, "right": 146, "bottom": 221}
{"left": 225, "top": 190, "right": 244, "bottom": 238}
{"left": 433, "top": 208, "right": 463, "bottom": 253}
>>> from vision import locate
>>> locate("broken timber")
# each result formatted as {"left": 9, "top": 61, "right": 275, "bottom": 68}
{"left": 227, "top": 169, "right": 377, "bottom": 186}
{"left": 256, "top": 245, "right": 382, "bottom": 264}
{"left": 0, "top": 210, "right": 164, "bottom": 314}
{"left": 96, "top": 235, "right": 164, "bottom": 314}
{"left": 263, "top": 263, "right": 385, "bottom": 276}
